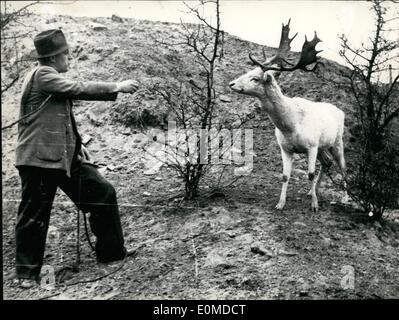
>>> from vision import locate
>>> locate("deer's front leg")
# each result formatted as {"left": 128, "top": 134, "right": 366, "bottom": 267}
{"left": 276, "top": 148, "right": 293, "bottom": 210}
{"left": 308, "top": 147, "right": 319, "bottom": 212}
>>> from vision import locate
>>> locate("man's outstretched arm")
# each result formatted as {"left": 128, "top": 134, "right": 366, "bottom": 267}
{"left": 36, "top": 66, "right": 139, "bottom": 101}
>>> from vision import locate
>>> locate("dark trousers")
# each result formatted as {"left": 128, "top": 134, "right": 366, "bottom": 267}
{"left": 15, "top": 161, "right": 126, "bottom": 280}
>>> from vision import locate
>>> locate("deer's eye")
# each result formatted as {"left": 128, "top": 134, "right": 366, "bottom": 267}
{"left": 251, "top": 78, "right": 260, "bottom": 82}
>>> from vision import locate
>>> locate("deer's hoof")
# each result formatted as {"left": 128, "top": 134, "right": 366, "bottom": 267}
{"left": 275, "top": 201, "right": 285, "bottom": 210}
{"left": 341, "top": 194, "right": 350, "bottom": 204}
{"left": 311, "top": 203, "right": 318, "bottom": 213}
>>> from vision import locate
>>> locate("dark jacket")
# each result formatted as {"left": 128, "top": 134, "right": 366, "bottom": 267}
{"left": 15, "top": 65, "right": 118, "bottom": 177}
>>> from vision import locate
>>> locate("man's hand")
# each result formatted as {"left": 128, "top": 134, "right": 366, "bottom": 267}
{"left": 80, "top": 145, "right": 91, "bottom": 161}
{"left": 116, "top": 80, "right": 139, "bottom": 93}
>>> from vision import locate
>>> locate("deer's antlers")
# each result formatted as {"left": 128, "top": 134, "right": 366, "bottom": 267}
{"left": 249, "top": 19, "right": 322, "bottom": 73}
{"left": 263, "top": 18, "right": 298, "bottom": 67}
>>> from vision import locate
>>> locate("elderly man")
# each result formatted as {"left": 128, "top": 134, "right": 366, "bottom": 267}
{"left": 14, "top": 29, "right": 138, "bottom": 288}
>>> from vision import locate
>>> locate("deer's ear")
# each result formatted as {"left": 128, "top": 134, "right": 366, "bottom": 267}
{"left": 263, "top": 72, "right": 273, "bottom": 83}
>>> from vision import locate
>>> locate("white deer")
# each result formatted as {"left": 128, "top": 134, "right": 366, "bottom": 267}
{"left": 229, "top": 19, "right": 348, "bottom": 212}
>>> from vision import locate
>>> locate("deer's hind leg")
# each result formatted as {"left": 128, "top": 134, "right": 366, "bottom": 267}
{"left": 316, "top": 149, "right": 333, "bottom": 193}
{"left": 307, "top": 147, "right": 319, "bottom": 212}
{"left": 329, "top": 136, "right": 349, "bottom": 203}
{"left": 307, "top": 149, "right": 333, "bottom": 206}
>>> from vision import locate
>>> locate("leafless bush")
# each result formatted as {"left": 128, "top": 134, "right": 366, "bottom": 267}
{"left": 148, "top": 0, "right": 252, "bottom": 199}
{"left": 326, "top": 0, "right": 399, "bottom": 219}
{"left": 0, "top": 1, "right": 42, "bottom": 95}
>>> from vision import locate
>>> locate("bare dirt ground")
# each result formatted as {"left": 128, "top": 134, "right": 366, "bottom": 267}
{"left": 2, "top": 13, "right": 399, "bottom": 300}
{"left": 3, "top": 116, "right": 399, "bottom": 300}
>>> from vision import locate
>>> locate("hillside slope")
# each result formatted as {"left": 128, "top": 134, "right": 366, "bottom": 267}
{"left": 2, "top": 14, "right": 399, "bottom": 300}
